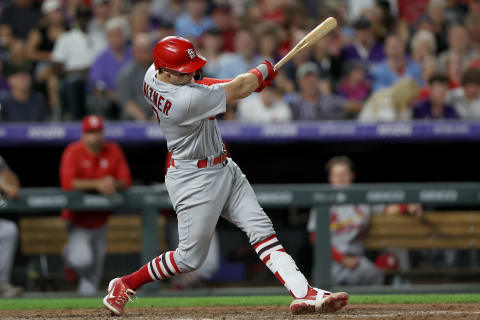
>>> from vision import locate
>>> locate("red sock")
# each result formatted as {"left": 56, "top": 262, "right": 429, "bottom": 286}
{"left": 122, "top": 264, "right": 152, "bottom": 291}
{"left": 122, "top": 251, "right": 181, "bottom": 291}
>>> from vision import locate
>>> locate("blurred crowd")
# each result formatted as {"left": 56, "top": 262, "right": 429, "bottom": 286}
{"left": 1, "top": 0, "right": 480, "bottom": 122}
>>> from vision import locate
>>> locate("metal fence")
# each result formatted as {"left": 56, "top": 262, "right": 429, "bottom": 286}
{"left": 2, "top": 182, "right": 480, "bottom": 288}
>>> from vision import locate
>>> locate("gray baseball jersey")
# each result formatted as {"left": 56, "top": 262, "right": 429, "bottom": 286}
{"left": 143, "top": 64, "right": 275, "bottom": 273}
{"left": 143, "top": 64, "right": 226, "bottom": 160}
{"left": 308, "top": 204, "right": 372, "bottom": 256}
{"left": 308, "top": 204, "right": 384, "bottom": 285}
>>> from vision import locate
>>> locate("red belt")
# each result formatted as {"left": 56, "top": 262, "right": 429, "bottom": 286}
{"left": 169, "top": 154, "right": 228, "bottom": 168}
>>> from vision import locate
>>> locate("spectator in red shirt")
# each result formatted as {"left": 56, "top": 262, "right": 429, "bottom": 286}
{"left": 59, "top": 115, "right": 132, "bottom": 295}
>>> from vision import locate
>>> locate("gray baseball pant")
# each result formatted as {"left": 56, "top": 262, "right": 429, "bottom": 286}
{"left": 165, "top": 159, "right": 275, "bottom": 273}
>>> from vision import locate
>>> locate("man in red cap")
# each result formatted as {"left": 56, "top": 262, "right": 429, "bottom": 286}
{"left": 59, "top": 114, "right": 132, "bottom": 295}
{"left": 103, "top": 36, "right": 348, "bottom": 316}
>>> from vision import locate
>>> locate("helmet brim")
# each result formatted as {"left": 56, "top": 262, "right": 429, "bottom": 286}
{"left": 175, "top": 55, "right": 207, "bottom": 74}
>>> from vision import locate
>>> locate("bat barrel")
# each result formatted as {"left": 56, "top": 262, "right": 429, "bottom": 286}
{"left": 274, "top": 17, "right": 337, "bottom": 70}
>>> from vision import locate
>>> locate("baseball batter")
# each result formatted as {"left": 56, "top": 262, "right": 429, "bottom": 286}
{"left": 103, "top": 36, "right": 348, "bottom": 316}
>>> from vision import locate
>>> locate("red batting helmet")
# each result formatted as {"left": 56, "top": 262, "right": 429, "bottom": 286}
{"left": 153, "top": 36, "right": 206, "bottom": 73}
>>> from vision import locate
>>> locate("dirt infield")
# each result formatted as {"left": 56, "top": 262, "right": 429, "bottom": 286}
{"left": 1, "top": 304, "right": 480, "bottom": 319}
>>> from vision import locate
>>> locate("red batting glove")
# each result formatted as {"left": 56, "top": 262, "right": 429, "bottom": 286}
{"left": 264, "top": 60, "right": 278, "bottom": 82}
{"left": 254, "top": 79, "right": 273, "bottom": 92}
{"left": 249, "top": 60, "right": 278, "bottom": 92}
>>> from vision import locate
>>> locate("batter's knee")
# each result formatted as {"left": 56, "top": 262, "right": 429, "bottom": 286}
{"left": 174, "top": 248, "right": 208, "bottom": 273}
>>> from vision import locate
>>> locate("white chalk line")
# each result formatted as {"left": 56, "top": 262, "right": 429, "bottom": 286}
{"left": 317, "top": 310, "right": 480, "bottom": 318}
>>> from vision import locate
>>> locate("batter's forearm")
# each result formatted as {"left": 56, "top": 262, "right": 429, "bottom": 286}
{"left": 222, "top": 73, "right": 259, "bottom": 103}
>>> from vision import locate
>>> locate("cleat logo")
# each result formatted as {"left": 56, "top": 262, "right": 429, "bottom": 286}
{"left": 106, "top": 289, "right": 116, "bottom": 300}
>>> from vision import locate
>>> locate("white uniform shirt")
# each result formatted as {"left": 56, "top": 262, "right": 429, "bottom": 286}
{"left": 237, "top": 94, "right": 292, "bottom": 123}
{"left": 143, "top": 64, "right": 226, "bottom": 160}
{"left": 308, "top": 204, "right": 372, "bottom": 256}
{"left": 51, "top": 29, "right": 96, "bottom": 71}
{"left": 446, "top": 87, "right": 480, "bottom": 119}
{"left": 308, "top": 204, "right": 385, "bottom": 256}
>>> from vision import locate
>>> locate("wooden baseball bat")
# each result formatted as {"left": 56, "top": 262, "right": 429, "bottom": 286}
{"left": 274, "top": 17, "right": 337, "bottom": 70}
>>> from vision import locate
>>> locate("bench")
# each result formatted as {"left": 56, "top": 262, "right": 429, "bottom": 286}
{"left": 365, "top": 211, "right": 480, "bottom": 282}
{"left": 19, "top": 215, "right": 167, "bottom": 290}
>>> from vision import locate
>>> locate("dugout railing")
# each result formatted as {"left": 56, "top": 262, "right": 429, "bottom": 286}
{"left": 2, "top": 182, "right": 480, "bottom": 289}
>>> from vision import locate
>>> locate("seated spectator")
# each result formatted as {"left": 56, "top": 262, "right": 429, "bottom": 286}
{"left": 418, "top": 56, "right": 438, "bottom": 100}
{"left": 198, "top": 28, "right": 223, "bottom": 78}
{"left": 0, "top": 155, "right": 23, "bottom": 298}
{"left": 59, "top": 115, "right": 132, "bottom": 296}
{"left": 338, "top": 62, "right": 371, "bottom": 104}
{"left": 446, "top": 68, "right": 480, "bottom": 119}
{"left": 174, "top": 0, "right": 214, "bottom": 40}
{"left": 284, "top": 62, "right": 347, "bottom": 120}
{"left": 88, "top": 16, "right": 132, "bottom": 119}
{"left": 257, "top": 26, "right": 279, "bottom": 63}
{"left": 465, "top": 12, "right": 480, "bottom": 51}
{"left": 397, "top": 0, "right": 429, "bottom": 25}
{"left": 51, "top": 4, "right": 97, "bottom": 120}
{"left": 420, "top": 0, "right": 448, "bottom": 54}
{"left": 210, "top": 3, "right": 236, "bottom": 53}
{"left": 0, "top": 62, "right": 48, "bottom": 122}
{"left": 0, "top": 0, "right": 41, "bottom": 52}
{"left": 340, "top": 17, "right": 385, "bottom": 66}
{"left": 311, "top": 33, "right": 343, "bottom": 82}
{"left": 437, "top": 24, "right": 478, "bottom": 75}
{"left": 469, "top": 0, "right": 480, "bottom": 16}
{"left": 445, "top": 52, "right": 463, "bottom": 88}
{"left": 393, "top": 17, "right": 411, "bottom": 47}
{"left": 215, "top": 28, "right": 263, "bottom": 79}
{"left": 237, "top": 84, "right": 292, "bottom": 122}
{"left": 358, "top": 77, "right": 420, "bottom": 122}
{"left": 151, "top": 0, "right": 183, "bottom": 26}
{"left": 25, "top": 0, "right": 67, "bottom": 119}
{"left": 410, "top": 30, "right": 436, "bottom": 64}
{"left": 87, "top": 0, "right": 111, "bottom": 59}
{"left": 413, "top": 72, "right": 459, "bottom": 119}
{"left": 129, "top": 1, "right": 152, "bottom": 39}
{"left": 151, "top": 20, "right": 175, "bottom": 44}
{"left": 444, "top": 0, "right": 468, "bottom": 25}
{"left": 116, "top": 33, "right": 153, "bottom": 121}
{"left": 370, "top": 34, "right": 423, "bottom": 92}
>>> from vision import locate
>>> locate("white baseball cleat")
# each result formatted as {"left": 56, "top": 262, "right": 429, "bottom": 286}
{"left": 290, "top": 286, "right": 349, "bottom": 315}
{"left": 103, "top": 277, "right": 135, "bottom": 316}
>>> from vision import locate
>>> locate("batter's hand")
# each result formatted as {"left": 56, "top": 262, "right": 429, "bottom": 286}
{"left": 251, "top": 60, "right": 278, "bottom": 92}
{"left": 264, "top": 60, "right": 278, "bottom": 82}
{"left": 256, "top": 61, "right": 278, "bottom": 92}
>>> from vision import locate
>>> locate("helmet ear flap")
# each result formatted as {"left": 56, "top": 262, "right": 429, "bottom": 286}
{"left": 194, "top": 69, "right": 203, "bottom": 81}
